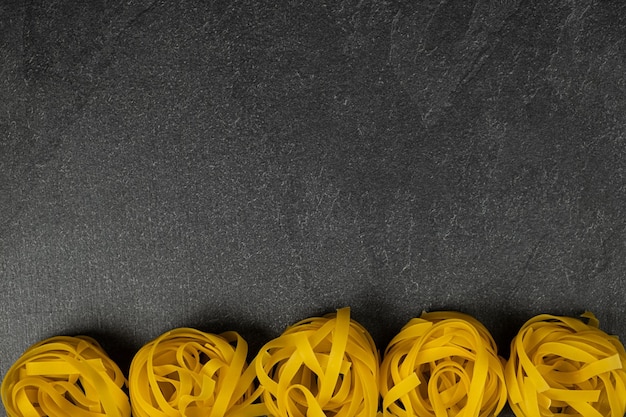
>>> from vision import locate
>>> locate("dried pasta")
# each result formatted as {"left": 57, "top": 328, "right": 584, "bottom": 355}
{"left": 1, "top": 335, "right": 130, "bottom": 417}
{"left": 505, "top": 312, "right": 626, "bottom": 417}
{"left": 129, "top": 328, "right": 265, "bottom": 417}
{"left": 255, "top": 307, "right": 380, "bottom": 417}
{"left": 380, "top": 311, "right": 507, "bottom": 417}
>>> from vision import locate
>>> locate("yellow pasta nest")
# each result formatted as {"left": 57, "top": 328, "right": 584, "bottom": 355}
{"left": 505, "top": 312, "right": 626, "bottom": 417}
{"left": 0, "top": 335, "right": 130, "bottom": 417}
{"left": 380, "top": 311, "right": 507, "bottom": 417}
{"left": 129, "top": 328, "right": 265, "bottom": 417}
{"left": 255, "top": 307, "right": 380, "bottom": 417}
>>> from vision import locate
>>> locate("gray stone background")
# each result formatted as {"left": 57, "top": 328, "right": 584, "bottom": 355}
{"left": 1, "top": 1, "right": 625, "bottom": 416}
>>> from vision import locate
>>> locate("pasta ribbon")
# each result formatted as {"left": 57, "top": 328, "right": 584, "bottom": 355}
{"left": 255, "top": 307, "right": 379, "bottom": 417}
{"left": 0, "top": 335, "right": 130, "bottom": 417}
{"left": 380, "top": 311, "right": 507, "bottom": 417}
{"left": 129, "top": 328, "right": 266, "bottom": 417}
{"left": 505, "top": 312, "right": 626, "bottom": 417}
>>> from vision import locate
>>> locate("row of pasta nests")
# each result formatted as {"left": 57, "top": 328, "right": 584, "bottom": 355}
{"left": 2, "top": 308, "right": 626, "bottom": 417}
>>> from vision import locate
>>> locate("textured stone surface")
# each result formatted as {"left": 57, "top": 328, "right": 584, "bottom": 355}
{"left": 1, "top": 1, "right": 626, "bottom": 415}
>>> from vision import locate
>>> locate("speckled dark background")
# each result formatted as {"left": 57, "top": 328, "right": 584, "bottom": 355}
{"left": 1, "top": 1, "right": 626, "bottom": 415}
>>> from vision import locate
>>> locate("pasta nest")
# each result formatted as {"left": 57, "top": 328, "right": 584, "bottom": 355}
{"left": 380, "top": 311, "right": 507, "bottom": 417}
{"left": 129, "top": 328, "right": 264, "bottom": 417}
{"left": 1, "top": 335, "right": 130, "bottom": 417}
{"left": 505, "top": 312, "right": 626, "bottom": 417}
{"left": 255, "top": 307, "right": 380, "bottom": 417}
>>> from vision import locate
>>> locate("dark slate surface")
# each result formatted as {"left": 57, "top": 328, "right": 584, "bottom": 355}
{"left": 1, "top": 1, "right": 626, "bottom": 416}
